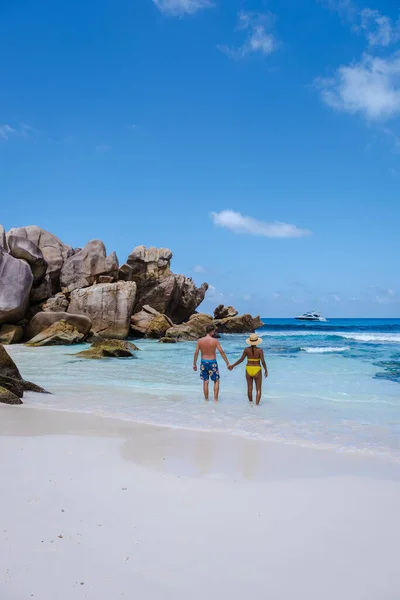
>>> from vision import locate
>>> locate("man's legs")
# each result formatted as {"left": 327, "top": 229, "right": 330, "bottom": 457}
{"left": 213, "top": 379, "right": 220, "bottom": 402}
{"left": 203, "top": 379, "right": 209, "bottom": 401}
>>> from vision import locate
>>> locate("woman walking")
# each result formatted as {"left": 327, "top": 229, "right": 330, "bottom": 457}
{"left": 229, "top": 333, "right": 268, "bottom": 405}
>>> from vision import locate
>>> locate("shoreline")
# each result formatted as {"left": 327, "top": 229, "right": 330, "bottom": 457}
{"left": 3, "top": 396, "right": 400, "bottom": 468}
{"left": 2, "top": 403, "right": 400, "bottom": 482}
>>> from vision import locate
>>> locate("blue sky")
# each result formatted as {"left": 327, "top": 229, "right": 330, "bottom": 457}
{"left": 1, "top": 0, "right": 399, "bottom": 317}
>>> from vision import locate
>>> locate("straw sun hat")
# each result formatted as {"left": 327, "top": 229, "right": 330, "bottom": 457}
{"left": 246, "top": 333, "right": 262, "bottom": 346}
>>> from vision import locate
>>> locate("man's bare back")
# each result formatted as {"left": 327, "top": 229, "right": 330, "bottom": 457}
{"left": 197, "top": 335, "right": 219, "bottom": 360}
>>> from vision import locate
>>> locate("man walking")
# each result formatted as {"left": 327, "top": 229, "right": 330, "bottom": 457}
{"left": 193, "top": 325, "right": 230, "bottom": 401}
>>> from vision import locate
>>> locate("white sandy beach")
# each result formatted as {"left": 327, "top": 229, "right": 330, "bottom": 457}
{"left": 1, "top": 405, "right": 400, "bottom": 600}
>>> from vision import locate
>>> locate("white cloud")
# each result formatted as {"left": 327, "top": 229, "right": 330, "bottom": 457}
{"left": 323, "top": 2, "right": 400, "bottom": 47}
{"left": 358, "top": 9, "right": 400, "bottom": 47}
{"left": 0, "top": 123, "right": 35, "bottom": 140}
{"left": 375, "top": 295, "right": 392, "bottom": 304}
{"left": 321, "top": 0, "right": 357, "bottom": 21}
{"left": 368, "top": 285, "right": 396, "bottom": 304}
{"left": 194, "top": 265, "right": 205, "bottom": 273}
{"left": 204, "top": 284, "right": 224, "bottom": 304}
{"left": 317, "top": 52, "right": 400, "bottom": 120}
{"left": 219, "top": 11, "right": 277, "bottom": 59}
{"left": 211, "top": 210, "right": 311, "bottom": 238}
{"left": 375, "top": 289, "right": 396, "bottom": 303}
{"left": 0, "top": 124, "right": 16, "bottom": 139}
{"left": 243, "top": 294, "right": 251, "bottom": 301}
{"left": 152, "top": 0, "right": 213, "bottom": 16}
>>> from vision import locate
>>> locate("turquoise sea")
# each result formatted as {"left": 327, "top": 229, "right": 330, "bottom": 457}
{"left": 7, "top": 318, "right": 400, "bottom": 462}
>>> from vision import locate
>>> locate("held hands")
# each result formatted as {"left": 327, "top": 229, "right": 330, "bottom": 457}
{"left": 228, "top": 364, "right": 234, "bottom": 371}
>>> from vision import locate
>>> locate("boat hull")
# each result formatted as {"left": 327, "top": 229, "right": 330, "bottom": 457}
{"left": 295, "top": 317, "right": 327, "bottom": 322}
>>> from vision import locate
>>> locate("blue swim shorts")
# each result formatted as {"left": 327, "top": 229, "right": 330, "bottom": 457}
{"left": 200, "top": 360, "right": 220, "bottom": 382}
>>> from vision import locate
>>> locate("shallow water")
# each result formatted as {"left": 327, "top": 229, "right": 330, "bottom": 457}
{"left": 7, "top": 318, "right": 400, "bottom": 462}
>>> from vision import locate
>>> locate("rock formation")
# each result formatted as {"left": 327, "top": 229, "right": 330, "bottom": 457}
{"left": 118, "top": 263, "right": 133, "bottom": 281}
{"left": 42, "top": 293, "right": 69, "bottom": 312}
{"left": 25, "top": 321, "right": 85, "bottom": 347}
{"left": 214, "top": 304, "right": 238, "bottom": 319}
{"left": 214, "top": 314, "right": 264, "bottom": 334}
{"left": 164, "top": 314, "right": 213, "bottom": 341}
{"left": 0, "top": 224, "right": 264, "bottom": 346}
{"left": 7, "top": 225, "right": 74, "bottom": 292}
{"left": 0, "top": 225, "right": 7, "bottom": 250}
{"left": 0, "top": 386, "right": 22, "bottom": 405}
{"left": 162, "top": 312, "right": 264, "bottom": 342}
{"left": 29, "top": 275, "right": 53, "bottom": 305}
{"left": 0, "top": 325, "right": 24, "bottom": 344}
{"left": 76, "top": 339, "right": 139, "bottom": 359}
{"left": 26, "top": 312, "right": 92, "bottom": 341}
{"left": 0, "top": 343, "right": 48, "bottom": 404}
{"left": 125, "top": 246, "right": 208, "bottom": 323}
{"left": 0, "top": 248, "right": 34, "bottom": 324}
{"left": 68, "top": 281, "right": 136, "bottom": 339}
{"left": 7, "top": 235, "right": 48, "bottom": 283}
{"left": 60, "top": 240, "right": 119, "bottom": 293}
{"left": 130, "top": 305, "right": 172, "bottom": 338}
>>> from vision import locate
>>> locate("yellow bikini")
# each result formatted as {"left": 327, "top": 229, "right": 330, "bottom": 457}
{"left": 246, "top": 358, "right": 262, "bottom": 378}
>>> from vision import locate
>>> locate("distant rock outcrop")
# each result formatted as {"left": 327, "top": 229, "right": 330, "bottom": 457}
{"left": 60, "top": 240, "right": 119, "bottom": 293}
{"left": 162, "top": 313, "right": 264, "bottom": 342}
{"left": 68, "top": 281, "right": 136, "bottom": 339}
{"left": 214, "top": 304, "right": 238, "bottom": 320}
{"left": 164, "top": 314, "right": 213, "bottom": 341}
{"left": 214, "top": 314, "right": 264, "bottom": 334}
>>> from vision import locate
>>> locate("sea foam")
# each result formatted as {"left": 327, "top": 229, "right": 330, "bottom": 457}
{"left": 301, "top": 346, "right": 350, "bottom": 353}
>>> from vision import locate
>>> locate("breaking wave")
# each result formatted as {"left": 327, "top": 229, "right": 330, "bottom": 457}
{"left": 301, "top": 346, "right": 350, "bottom": 353}
{"left": 336, "top": 333, "right": 400, "bottom": 343}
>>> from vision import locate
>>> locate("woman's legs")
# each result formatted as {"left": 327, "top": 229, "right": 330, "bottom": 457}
{"left": 255, "top": 371, "right": 262, "bottom": 405}
{"left": 246, "top": 372, "right": 254, "bottom": 402}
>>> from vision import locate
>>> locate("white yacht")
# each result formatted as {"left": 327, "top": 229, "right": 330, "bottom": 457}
{"left": 295, "top": 311, "right": 327, "bottom": 322}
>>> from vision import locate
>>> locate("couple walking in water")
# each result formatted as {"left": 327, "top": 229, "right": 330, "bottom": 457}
{"left": 193, "top": 325, "right": 268, "bottom": 404}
